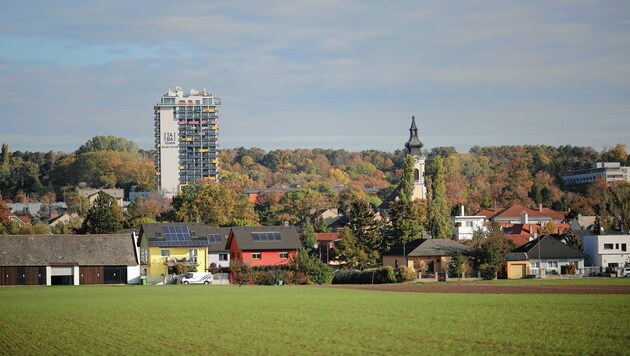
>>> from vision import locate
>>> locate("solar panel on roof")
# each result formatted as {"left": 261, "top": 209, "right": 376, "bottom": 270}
{"left": 250, "top": 232, "right": 282, "bottom": 242}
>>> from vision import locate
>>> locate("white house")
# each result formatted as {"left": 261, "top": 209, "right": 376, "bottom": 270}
{"left": 452, "top": 205, "right": 487, "bottom": 240}
{"left": 208, "top": 227, "right": 231, "bottom": 268}
{"left": 583, "top": 233, "right": 630, "bottom": 270}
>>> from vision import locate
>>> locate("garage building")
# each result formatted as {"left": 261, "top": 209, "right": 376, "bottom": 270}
{"left": 0, "top": 234, "right": 139, "bottom": 286}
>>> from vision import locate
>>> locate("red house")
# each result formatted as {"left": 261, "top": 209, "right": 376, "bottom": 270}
{"left": 226, "top": 226, "right": 302, "bottom": 267}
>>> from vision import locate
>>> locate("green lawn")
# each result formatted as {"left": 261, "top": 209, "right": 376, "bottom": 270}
{"left": 446, "top": 277, "right": 630, "bottom": 286}
{"left": 0, "top": 284, "right": 629, "bottom": 355}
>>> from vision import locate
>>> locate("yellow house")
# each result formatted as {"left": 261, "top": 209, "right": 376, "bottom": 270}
{"left": 138, "top": 223, "right": 217, "bottom": 284}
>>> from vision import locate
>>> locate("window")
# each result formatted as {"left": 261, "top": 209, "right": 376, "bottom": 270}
{"left": 622, "top": 244, "right": 627, "bottom": 252}
{"left": 189, "top": 249, "right": 198, "bottom": 262}
{"left": 279, "top": 252, "right": 289, "bottom": 259}
{"left": 140, "top": 248, "right": 148, "bottom": 264}
{"left": 616, "top": 243, "right": 620, "bottom": 249}
{"left": 219, "top": 253, "right": 228, "bottom": 261}
{"left": 604, "top": 244, "right": 614, "bottom": 250}
{"left": 252, "top": 252, "right": 262, "bottom": 260}
{"left": 160, "top": 249, "right": 170, "bottom": 257}
{"left": 531, "top": 262, "right": 540, "bottom": 269}
{"left": 547, "top": 261, "right": 558, "bottom": 269}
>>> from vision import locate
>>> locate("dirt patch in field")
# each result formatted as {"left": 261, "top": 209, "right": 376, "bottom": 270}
{"left": 326, "top": 282, "right": 630, "bottom": 295}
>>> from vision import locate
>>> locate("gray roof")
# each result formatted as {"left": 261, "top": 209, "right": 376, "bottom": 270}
{"left": 77, "top": 188, "right": 125, "bottom": 199}
{"left": 383, "top": 238, "right": 471, "bottom": 257}
{"left": 512, "top": 236, "right": 588, "bottom": 260}
{"left": 139, "top": 223, "right": 230, "bottom": 250}
{"left": 0, "top": 234, "right": 137, "bottom": 266}
{"left": 228, "top": 226, "right": 302, "bottom": 251}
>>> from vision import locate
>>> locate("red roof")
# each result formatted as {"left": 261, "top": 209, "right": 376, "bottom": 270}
{"left": 315, "top": 232, "right": 340, "bottom": 243}
{"left": 484, "top": 204, "right": 566, "bottom": 222}
{"left": 504, "top": 234, "right": 532, "bottom": 247}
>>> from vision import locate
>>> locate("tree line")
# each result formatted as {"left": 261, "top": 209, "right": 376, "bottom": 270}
{"left": 1, "top": 137, "right": 628, "bottom": 235}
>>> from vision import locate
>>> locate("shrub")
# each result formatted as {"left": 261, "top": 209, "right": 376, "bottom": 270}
{"left": 332, "top": 267, "right": 398, "bottom": 284}
{"left": 396, "top": 266, "right": 417, "bottom": 282}
{"left": 561, "top": 264, "right": 577, "bottom": 275}
{"left": 479, "top": 263, "right": 498, "bottom": 280}
{"left": 289, "top": 249, "right": 333, "bottom": 285}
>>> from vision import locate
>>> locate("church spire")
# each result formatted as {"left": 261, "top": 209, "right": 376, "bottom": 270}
{"left": 405, "top": 115, "right": 423, "bottom": 157}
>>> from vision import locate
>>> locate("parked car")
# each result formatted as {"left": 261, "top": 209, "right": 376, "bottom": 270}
{"left": 621, "top": 267, "right": 630, "bottom": 277}
{"left": 180, "top": 272, "right": 213, "bottom": 284}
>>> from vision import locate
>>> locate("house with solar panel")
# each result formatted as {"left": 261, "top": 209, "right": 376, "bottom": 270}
{"left": 226, "top": 226, "right": 303, "bottom": 267}
{"left": 138, "top": 223, "right": 230, "bottom": 284}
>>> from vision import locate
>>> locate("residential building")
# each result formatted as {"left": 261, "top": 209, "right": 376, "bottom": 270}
{"left": 583, "top": 233, "right": 630, "bottom": 269}
{"left": 452, "top": 205, "right": 487, "bottom": 240}
{"left": 478, "top": 204, "right": 565, "bottom": 225}
{"left": 207, "top": 227, "right": 231, "bottom": 269}
{"left": 77, "top": 188, "right": 124, "bottom": 207}
{"left": 226, "top": 226, "right": 302, "bottom": 267}
{"left": 562, "top": 162, "right": 630, "bottom": 186}
{"left": 0, "top": 234, "right": 138, "bottom": 285}
{"left": 505, "top": 236, "right": 587, "bottom": 279}
{"left": 382, "top": 238, "right": 471, "bottom": 274}
{"left": 154, "top": 87, "right": 221, "bottom": 198}
{"left": 138, "top": 223, "right": 219, "bottom": 284}
{"left": 315, "top": 232, "right": 342, "bottom": 264}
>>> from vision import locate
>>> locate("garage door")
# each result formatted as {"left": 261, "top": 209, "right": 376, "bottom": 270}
{"left": 104, "top": 266, "right": 127, "bottom": 284}
{"left": 80, "top": 266, "right": 104, "bottom": 285}
{"left": 0, "top": 266, "right": 46, "bottom": 285}
{"left": 51, "top": 266, "right": 74, "bottom": 285}
{"left": 510, "top": 264, "right": 526, "bottom": 279}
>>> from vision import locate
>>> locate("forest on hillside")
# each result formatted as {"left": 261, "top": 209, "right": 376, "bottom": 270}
{"left": 0, "top": 137, "right": 628, "bottom": 223}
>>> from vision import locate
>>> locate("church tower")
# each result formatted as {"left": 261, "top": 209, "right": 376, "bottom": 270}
{"left": 404, "top": 116, "right": 427, "bottom": 200}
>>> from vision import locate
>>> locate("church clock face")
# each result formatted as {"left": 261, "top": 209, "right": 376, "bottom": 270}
{"left": 413, "top": 155, "right": 421, "bottom": 164}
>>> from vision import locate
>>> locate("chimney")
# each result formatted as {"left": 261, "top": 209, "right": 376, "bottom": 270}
{"left": 539, "top": 203, "right": 543, "bottom": 212}
{"left": 283, "top": 221, "right": 289, "bottom": 227}
{"left": 521, "top": 211, "right": 529, "bottom": 224}
{"left": 460, "top": 205, "right": 465, "bottom": 217}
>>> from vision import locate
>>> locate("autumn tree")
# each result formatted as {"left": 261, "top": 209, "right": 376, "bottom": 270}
{"left": 174, "top": 184, "right": 258, "bottom": 227}
{"left": 76, "top": 135, "right": 139, "bottom": 156}
{"left": 604, "top": 182, "right": 630, "bottom": 231}
{"left": 79, "top": 191, "right": 124, "bottom": 234}
{"left": 427, "top": 156, "right": 452, "bottom": 238}
{"left": 470, "top": 222, "right": 515, "bottom": 279}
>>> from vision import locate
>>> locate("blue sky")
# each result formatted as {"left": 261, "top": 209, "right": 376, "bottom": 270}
{"left": 1, "top": 1, "right": 629, "bottom": 153}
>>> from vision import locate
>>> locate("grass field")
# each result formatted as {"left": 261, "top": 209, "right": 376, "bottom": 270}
{"left": 1, "top": 282, "right": 629, "bottom": 355}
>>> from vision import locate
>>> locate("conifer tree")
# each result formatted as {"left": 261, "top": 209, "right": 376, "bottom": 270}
{"left": 79, "top": 191, "right": 124, "bottom": 234}
{"left": 427, "top": 156, "right": 452, "bottom": 238}
{"left": 383, "top": 155, "right": 425, "bottom": 251}
{"left": 0, "top": 144, "right": 9, "bottom": 169}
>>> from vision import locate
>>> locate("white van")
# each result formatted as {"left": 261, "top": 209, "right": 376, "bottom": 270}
{"left": 180, "top": 272, "right": 213, "bottom": 285}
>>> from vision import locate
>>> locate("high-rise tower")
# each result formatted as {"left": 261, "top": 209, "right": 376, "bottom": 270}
{"left": 404, "top": 115, "right": 427, "bottom": 200}
{"left": 154, "top": 87, "right": 221, "bottom": 198}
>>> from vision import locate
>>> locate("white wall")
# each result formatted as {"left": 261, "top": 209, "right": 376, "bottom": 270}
{"left": 583, "top": 234, "right": 630, "bottom": 267}
{"left": 158, "top": 107, "right": 179, "bottom": 198}
{"left": 127, "top": 265, "right": 141, "bottom": 284}
{"left": 208, "top": 252, "right": 230, "bottom": 268}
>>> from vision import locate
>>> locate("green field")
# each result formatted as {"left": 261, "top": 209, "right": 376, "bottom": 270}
{"left": 1, "top": 284, "right": 629, "bottom": 355}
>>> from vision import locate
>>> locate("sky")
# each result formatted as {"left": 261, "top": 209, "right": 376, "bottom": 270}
{"left": 1, "top": 1, "right": 629, "bottom": 154}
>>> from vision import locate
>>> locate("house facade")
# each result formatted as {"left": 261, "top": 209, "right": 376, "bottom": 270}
{"left": 138, "top": 223, "right": 216, "bottom": 284}
{"left": 207, "top": 227, "right": 231, "bottom": 269}
{"left": 583, "top": 233, "right": 630, "bottom": 270}
{"left": 0, "top": 234, "right": 138, "bottom": 285}
{"left": 452, "top": 205, "right": 487, "bottom": 240}
{"left": 77, "top": 188, "right": 124, "bottom": 207}
{"left": 226, "top": 226, "right": 302, "bottom": 267}
{"left": 382, "top": 238, "right": 471, "bottom": 274}
{"left": 505, "top": 236, "right": 588, "bottom": 279}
